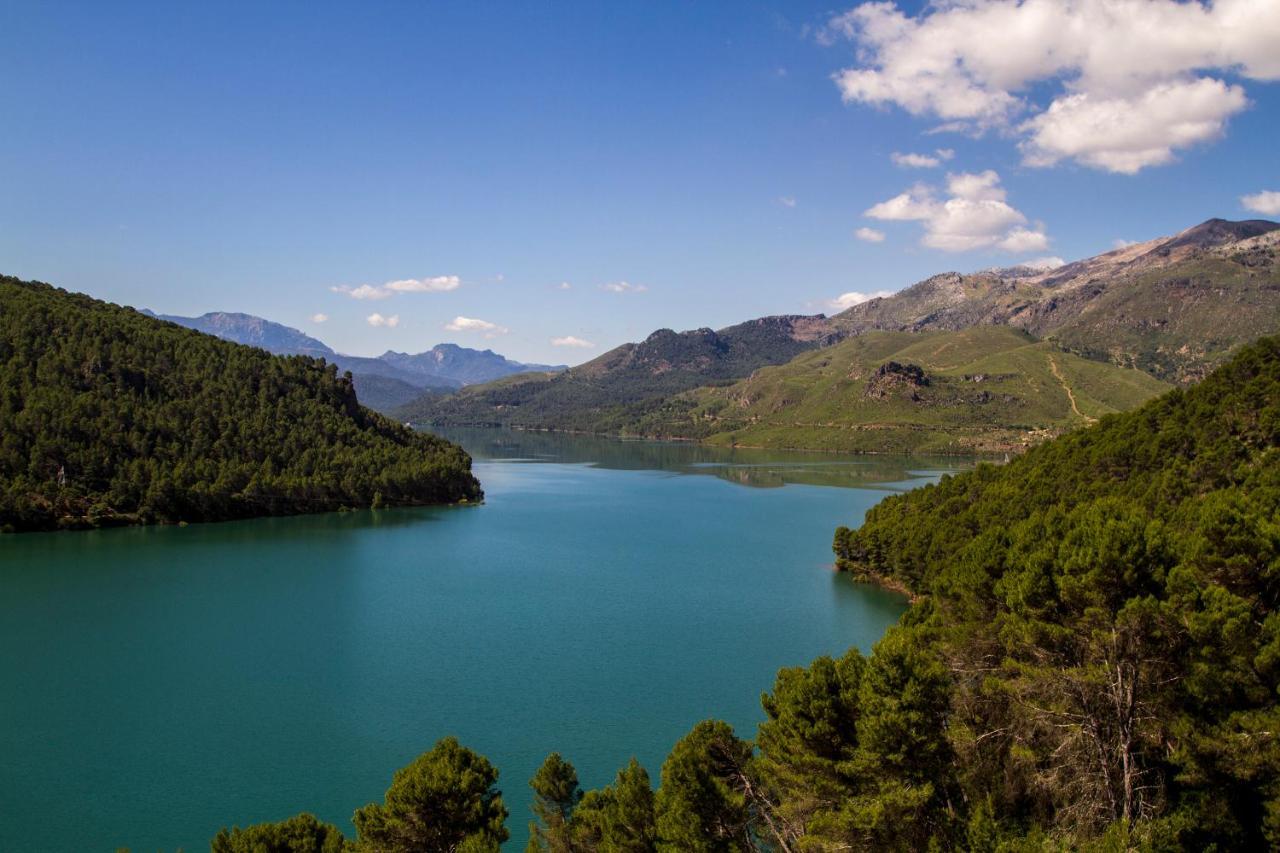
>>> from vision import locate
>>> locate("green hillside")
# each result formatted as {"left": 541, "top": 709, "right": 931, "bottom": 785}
{"left": 393, "top": 314, "right": 840, "bottom": 430}
{"left": 619, "top": 326, "right": 1171, "bottom": 453}
{"left": 0, "top": 276, "right": 481, "bottom": 532}
{"left": 820, "top": 334, "right": 1280, "bottom": 847}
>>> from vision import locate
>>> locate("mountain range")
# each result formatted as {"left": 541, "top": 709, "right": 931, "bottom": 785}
{"left": 148, "top": 311, "right": 565, "bottom": 411}
{"left": 398, "top": 217, "right": 1280, "bottom": 451}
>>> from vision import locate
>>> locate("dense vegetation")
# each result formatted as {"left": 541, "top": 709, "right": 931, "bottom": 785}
{"left": 220, "top": 335, "right": 1280, "bottom": 850}
{"left": 0, "top": 276, "right": 480, "bottom": 532}
{"left": 830, "top": 333, "right": 1280, "bottom": 847}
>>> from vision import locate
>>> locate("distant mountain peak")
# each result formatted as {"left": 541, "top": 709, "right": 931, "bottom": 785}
{"left": 1160, "top": 217, "right": 1280, "bottom": 252}
{"left": 153, "top": 310, "right": 334, "bottom": 356}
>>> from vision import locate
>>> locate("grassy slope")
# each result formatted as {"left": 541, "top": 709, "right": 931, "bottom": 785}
{"left": 630, "top": 327, "right": 1170, "bottom": 453}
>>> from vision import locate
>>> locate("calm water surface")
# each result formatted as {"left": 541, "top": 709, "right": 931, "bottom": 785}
{"left": 0, "top": 429, "right": 968, "bottom": 851}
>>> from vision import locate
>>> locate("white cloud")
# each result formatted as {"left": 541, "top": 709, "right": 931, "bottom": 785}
{"left": 855, "top": 226, "right": 886, "bottom": 242}
{"left": 366, "top": 313, "right": 399, "bottom": 328}
{"left": 997, "top": 227, "right": 1051, "bottom": 253}
{"left": 601, "top": 281, "right": 647, "bottom": 293}
{"left": 1112, "top": 238, "right": 1139, "bottom": 249}
{"left": 1022, "top": 256, "right": 1066, "bottom": 270}
{"left": 310, "top": 313, "right": 328, "bottom": 324}
{"left": 332, "top": 284, "right": 393, "bottom": 300}
{"left": 778, "top": 196, "right": 798, "bottom": 208}
{"left": 332, "top": 275, "right": 460, "bottom": 300}
{"left": 1019, "top": 78, "right": 1247, "bottom": 173}
{"left": 445, "top": 316, "right": 508, "bottom": 337}
{"left": 831, "top": 290, "right": 895, "bottom": 310}
{"left": 890, "top": 149, "right": 955, "bottom": 169}
{"left": 551, "top": 335, "right": 595, "bottom": 348}
{"left": 1242, "top": 190, "right": 1280, "bottom": 216}
{"left": 557, "top": 281, "right": 573, "bottom": 290}
{"left": 827, "top": 0, "right": 1280, "bottom": 173}
{"left": 385, "top": 276, "right": 460, "bottom": 293}
{"left": 865, "top": 170, "right": 1049, "bottom": 253}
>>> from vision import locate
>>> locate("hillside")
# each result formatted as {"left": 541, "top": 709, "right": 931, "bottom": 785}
{"left": 154, "top": 310, "right": 562, "bottom": 411}
{"left": 623, "top": 326, "right": 1171, "bottom": 453}
{"left": 836, "top": 218, "right": 1280, "bottom": 384}
{"left": 228, "top": 337, "right": 1280, "bottom": 850}
{"left": 401, "top": 218, "right": 1276, "bottom": 446}
{"left": 805, "top": 334, "right": 1280, "bottom": 848}
{"left": 0, "top": 276, "right": 481, "bottom": 532}
{"left": 394, "top": 314, "right": 842, "bottom": 430}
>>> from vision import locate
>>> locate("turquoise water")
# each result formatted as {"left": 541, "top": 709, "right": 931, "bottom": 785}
{"left": 0, "top": 430, "right": 965, "bottom": 851}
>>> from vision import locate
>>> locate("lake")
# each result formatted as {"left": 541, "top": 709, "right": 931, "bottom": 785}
{"left": 0, "top": 429, "right": 967, "bottom": 851}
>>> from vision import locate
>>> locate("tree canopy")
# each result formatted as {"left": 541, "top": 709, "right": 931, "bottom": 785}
{"left": 0, "top": 276, "right": 480, "bottom": 532}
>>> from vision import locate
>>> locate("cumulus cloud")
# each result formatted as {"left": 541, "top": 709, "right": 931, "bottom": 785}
{"left": 827, "top": 0, "right": 1280, "bottom": 173}
{"left": 1242, "top": 190, "right": 1280, "bottom": 216}
{"left": 310, "top": 313, "right": 328, "bottom": 324}
{"left": 831, "top": 289, "right": 895, "bottom": 310}
{"left": 778, "top": 196, "right": 798, "bottom": 208}
{"left": 366, "top": 313, "right": 399, "bottom": 328}
{"left": 1112, "top": 238, "right": 1139, "bottom": 249}
{"left": 551, "top": 335, "right": 595, "bottom": 348}
{"left": 557, "top": 282, "right": 572, "bottom": 290}
{"left": 601, "top": 281, "right": 647, "bottom": 293}
{"left": 997, "top": 227, "right": 1051, "bottom": 253}
{"left": 865, "top": 170, "right": 1049, "bottom": 253}
{"left": 1021, "top": 256, "right": 1066, "bottom": 270}
{"left": 855, "top": 226, "right": 886, "bottom": 242}
{"left": 445, "top": 316, "right": 508, "bottom": 337}
{"left": 890, "top": 148, "right": 955, "bottom": 168}
{"left": 332, "top": 275, "right": 460, "bottom": 300}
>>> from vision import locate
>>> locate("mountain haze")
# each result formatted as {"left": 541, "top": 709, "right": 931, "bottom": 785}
{"left": 152, "top": 310, "right": 564, "bottom": 411}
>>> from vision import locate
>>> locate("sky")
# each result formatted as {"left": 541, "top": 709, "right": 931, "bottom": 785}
{"left": 2, "top": 1, "right": 1278, "bottom": 365}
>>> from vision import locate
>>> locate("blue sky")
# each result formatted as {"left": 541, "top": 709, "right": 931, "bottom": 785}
{"left": 3, "top": 1, "right": 1277, "bottom": 364}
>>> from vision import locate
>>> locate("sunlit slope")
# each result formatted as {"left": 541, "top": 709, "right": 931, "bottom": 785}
{"left": 640, "top": 327, "right": 1171, "bottom": 453}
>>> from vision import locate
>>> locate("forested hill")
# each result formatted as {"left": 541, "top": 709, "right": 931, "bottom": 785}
{"left": 824, "top": 334, "right": 1280, "bottom": 847}
{"left": 0, "top": 276, "right": 481, "bottom": 532}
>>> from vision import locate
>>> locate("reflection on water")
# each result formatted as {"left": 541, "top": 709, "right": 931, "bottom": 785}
{"left": 431, "top": 427, "right": 973, "bottom": 491}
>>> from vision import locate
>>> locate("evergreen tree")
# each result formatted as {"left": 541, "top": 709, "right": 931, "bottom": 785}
{"left": 211, "top": 813, "right": 346, "bottom": 853}
{"left": 353, "top": 737, "right": 509, "bottom": 852}
{"left": 654, "top": 720, "right": 753, "bottom": 853}
{"left": 527, "top": 752, "right": 582, "bottom": 853}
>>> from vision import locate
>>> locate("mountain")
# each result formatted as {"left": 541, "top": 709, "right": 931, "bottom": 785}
{"left": 377, "top": 343, "right": 564, "bottom": 386}
{"left": 400, "top": 216, "right": 1278, "bottom": 449}
{"left": 0, "top": 276, "right": 481, "bottom": 532}
{"left": 150, "top": 310, "right": 335, "bottom": 357}
{"left": 151, "top": 310, "right": 563, "bottom": 412}
{"left": 617, "top": 326, "right": 1171, "bottom": 453}
{"left": 393, "top": 314, "right": 843, "bottom": 430}
{"left": 818, "top": 334, "right": 1280, "bottom": 848}
{"left": 835, "top": 217, "right": 1280, "bottom": 384}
